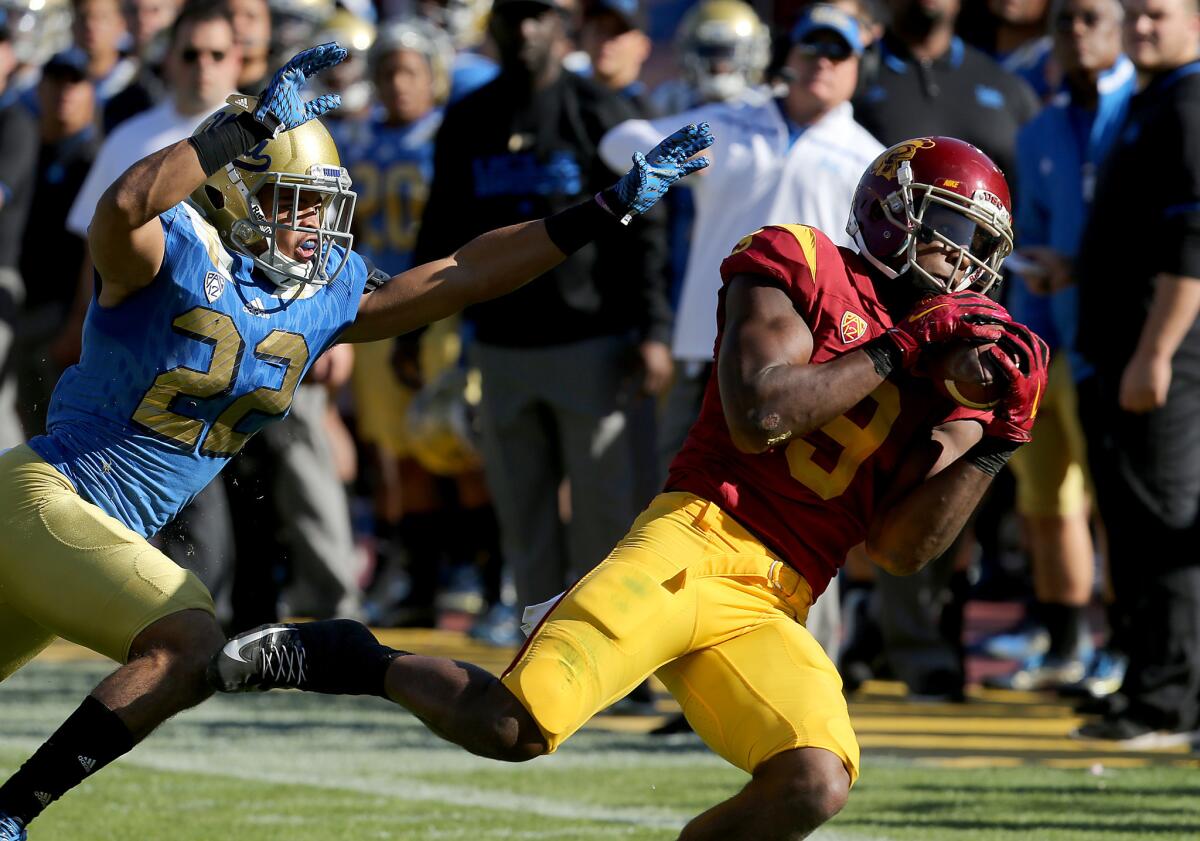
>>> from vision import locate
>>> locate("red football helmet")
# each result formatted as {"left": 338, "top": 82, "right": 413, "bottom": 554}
{"left": 846, "top": 137, "right": 1014, "bottom": 294}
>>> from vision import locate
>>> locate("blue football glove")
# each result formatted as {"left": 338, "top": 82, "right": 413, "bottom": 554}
{"left": 603, "top": 122, "right": 714, "bottom": 224}
{"left": 252, "top": 42, "right": 347, "bottom": 135}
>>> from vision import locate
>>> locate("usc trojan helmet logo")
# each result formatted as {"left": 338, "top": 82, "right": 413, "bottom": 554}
{"left": 872, "top": 138, "right": 937, "bottom": 179}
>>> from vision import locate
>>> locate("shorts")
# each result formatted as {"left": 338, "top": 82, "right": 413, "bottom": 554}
{"left": 1008, "top": 353, "right": 1090, "bottom": 517}
{"left": 501, "top": 492, "right": 860, "bottom": 782}
{"left": 0, "top": 445, "right": 215, "bottom": 681}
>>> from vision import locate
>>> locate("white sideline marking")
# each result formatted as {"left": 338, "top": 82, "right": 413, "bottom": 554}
{"left": 2, "top": 737, "right": 881, "bottom": 839}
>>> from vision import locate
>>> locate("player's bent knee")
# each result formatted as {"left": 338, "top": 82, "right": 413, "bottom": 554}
{"left": 128, "top": 609, "right": 225, "bottom": 678}
{"left": 756, "top": 749, "right": 849, "bottom": 833}
{"left": 783, "top": 773, "right": 848, "bottom": 829}
{"left": 481, "top": 679, "right": 550, "bottom": 762}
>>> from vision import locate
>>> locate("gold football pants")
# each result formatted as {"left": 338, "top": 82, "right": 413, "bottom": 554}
{"left": 0, "top": 445, "right": 215, "bottom": 681}
{"left": 502, "top": 492, "right": 860, "bottom": 781}
{"left": 1008, "top": 353, "right": 1091, "bottom": 517}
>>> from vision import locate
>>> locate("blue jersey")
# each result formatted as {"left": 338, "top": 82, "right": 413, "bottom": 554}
{"left": 339, "top": 110, "right": 440, "bottom": 274}
{"left": 28, "top": 202, "right": 369, "bottom": 537}
{"left": 1010, "top": 55, "right": 1135, "bottom": 375}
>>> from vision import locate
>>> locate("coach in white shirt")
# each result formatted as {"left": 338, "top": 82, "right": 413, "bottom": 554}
{"left": 600, "top": 3, "right": 882, "bottom": 465}
{"left": 599, "top": 4, "right": 882, "bottom": 658}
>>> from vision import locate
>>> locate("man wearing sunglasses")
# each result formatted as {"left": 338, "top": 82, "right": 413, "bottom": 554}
{"left": 66, "top": 0, "right": 242, "bottom": 242}
{"left": 599, "top": 4, "right": 882, "bottom": 657}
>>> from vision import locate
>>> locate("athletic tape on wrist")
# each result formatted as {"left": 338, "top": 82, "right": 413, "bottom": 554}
{"left": 862, "top": 334, "right": 902, "bottom": 378}
{"left": 187, "top": 111, "right": 275, "bottom": 178}
{"left": 964, "top": 436, "right": 1020, "bottom": 477}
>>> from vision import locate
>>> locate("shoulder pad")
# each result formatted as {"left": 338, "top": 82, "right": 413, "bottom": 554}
{"left": 362, "top": 256, "right": 392, "bottom": 293}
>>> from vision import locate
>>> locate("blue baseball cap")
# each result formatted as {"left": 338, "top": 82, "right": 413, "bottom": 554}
{"left": 790, "top": 4, "right": 863, "bottom": 56}
{"left": 587, "top": 0, "right": 643, "bottom": 30}
{"left": 42, "top": 47, "right": 90, "bottom": 81}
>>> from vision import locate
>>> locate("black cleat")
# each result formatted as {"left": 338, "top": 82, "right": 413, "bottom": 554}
{"left": 209, "top": 619, "right": 403, "bottom": 696}
{"left": 208, "top": 624, "right": 310, "bottom": 693}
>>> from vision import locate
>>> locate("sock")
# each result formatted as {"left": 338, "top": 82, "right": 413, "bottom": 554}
{"left": 0, "top": 696, "right": 135, "bottom": 826}
{"left": 1043, "top": 602, "right": 1088, "bottom": 661}
{"left": 295, "top": 619, "right": 409, "bottom": 697}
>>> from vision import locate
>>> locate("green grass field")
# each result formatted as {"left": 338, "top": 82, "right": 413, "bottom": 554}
{"left": 3, "top": 654, "right": 1198, "bottom": 840}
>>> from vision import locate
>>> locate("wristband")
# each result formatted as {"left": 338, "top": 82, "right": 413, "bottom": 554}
{"left": 862, "top": 333, "right": 903, "bottom": 378}
{"left": 964, "top": 436, "right": 1020, "bottom": 477}
{"left": 543, "top": 195, "right": 621, "bottom": 255}
{"left": 596, "top": 186, "right": 633, "bottom": 225}
{"left": 187, "top": 111, "right": 275, "bottom": 178}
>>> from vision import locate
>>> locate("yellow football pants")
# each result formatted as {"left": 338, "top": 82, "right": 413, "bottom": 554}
{"left": 0, "top": 445, "right": 215, "bottom": 681}
{"left": 502, "top": 492, "right": 860, "bottom": 782}
{"left": 1008, "top": 353, "right": 1091, "bottom": 517}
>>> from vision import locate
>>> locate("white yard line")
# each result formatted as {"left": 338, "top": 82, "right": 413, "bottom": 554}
{"left": 3, "top": 736, "right": 883, "bottom": 840}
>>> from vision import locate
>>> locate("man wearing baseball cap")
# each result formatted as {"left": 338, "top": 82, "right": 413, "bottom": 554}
{"left": 579, "top": 0, "right": 654, "bottom": 112}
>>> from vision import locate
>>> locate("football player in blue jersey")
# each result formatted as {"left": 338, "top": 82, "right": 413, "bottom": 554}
{"left": 341, "top": 18, "right": 451, "bottom": 274}
{"left": 0, "top": 41, "right": 712, "bottom": 840}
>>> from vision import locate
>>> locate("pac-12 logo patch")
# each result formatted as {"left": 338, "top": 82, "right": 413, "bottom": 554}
{"left": 203, "top": 271, "right": 225, "bottom": 303}
{"left": 840, "top": 311, "right": 867, "bottom": 344}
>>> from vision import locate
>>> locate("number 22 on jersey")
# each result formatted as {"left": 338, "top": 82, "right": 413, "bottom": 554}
{"left": 132, "top": 306, "right": 309, "bottom": 457}
{"left": 786, "top": 381, "right": 901, "bottom": 500}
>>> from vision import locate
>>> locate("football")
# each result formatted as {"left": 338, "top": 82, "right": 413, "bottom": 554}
{"left": 928, "top": 342, "right": 1005, "bottom": 409}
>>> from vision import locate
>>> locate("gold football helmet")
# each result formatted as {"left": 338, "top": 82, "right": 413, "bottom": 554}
{"left": 406, "top": 367, "right": 483, "bottom": 477}
{"left": 189, "top": 96, "right": 357, "bottom": 290}
{"left": 425, "top": 0, "right": 491, "bottom": 49}
{"left": 676, "top": 0, "right": 770, "bottom": 103}
{"left": 310, "top": 9, "right": 378, "bottom": 113}
{"left": 315, "top": 8, "right": 377, "bottom": 54}
{"left": 269, "top": 0, "right": 337, "bottom": 57}
{"left": 371, "top": 18, "right": 455, "bottom": 105}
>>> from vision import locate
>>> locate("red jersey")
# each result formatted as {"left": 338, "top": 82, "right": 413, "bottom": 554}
{"left": 666, "top": 224, "right": 984, "bottom": 597}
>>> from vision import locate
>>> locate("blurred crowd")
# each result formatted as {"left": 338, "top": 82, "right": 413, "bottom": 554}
{"left": 4, "top": 0, "right": 1200, "bottom": 746}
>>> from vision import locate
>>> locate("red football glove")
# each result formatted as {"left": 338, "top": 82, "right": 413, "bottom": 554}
{"left": 981, "top": 321, "right": 1050, "bottom": 444}
{"left": 884, "top": 292, "right": 1011, "bottom": 369}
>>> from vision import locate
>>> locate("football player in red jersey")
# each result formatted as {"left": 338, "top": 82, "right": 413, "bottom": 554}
{"left": 212, "top": 137, "right": 1048, "bottom": 840}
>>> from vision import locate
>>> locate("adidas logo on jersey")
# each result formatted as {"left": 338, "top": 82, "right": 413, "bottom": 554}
{"left": 244, "top": 298, "right": 269, "bottom": 318}
{"left": 78, "top": 755, "right": 96, "bottom": 774}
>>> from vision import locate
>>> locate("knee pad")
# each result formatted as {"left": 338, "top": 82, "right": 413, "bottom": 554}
{"left": 506, "top": 623, "right": 600, "bottom": 744}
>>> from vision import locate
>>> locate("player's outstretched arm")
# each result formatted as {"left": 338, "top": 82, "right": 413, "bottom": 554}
{"left": 341, "top": 123, "right": 714, "bottom": 343}
{"left": 88, "top": 44, "right": 347, "bottom": 304}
